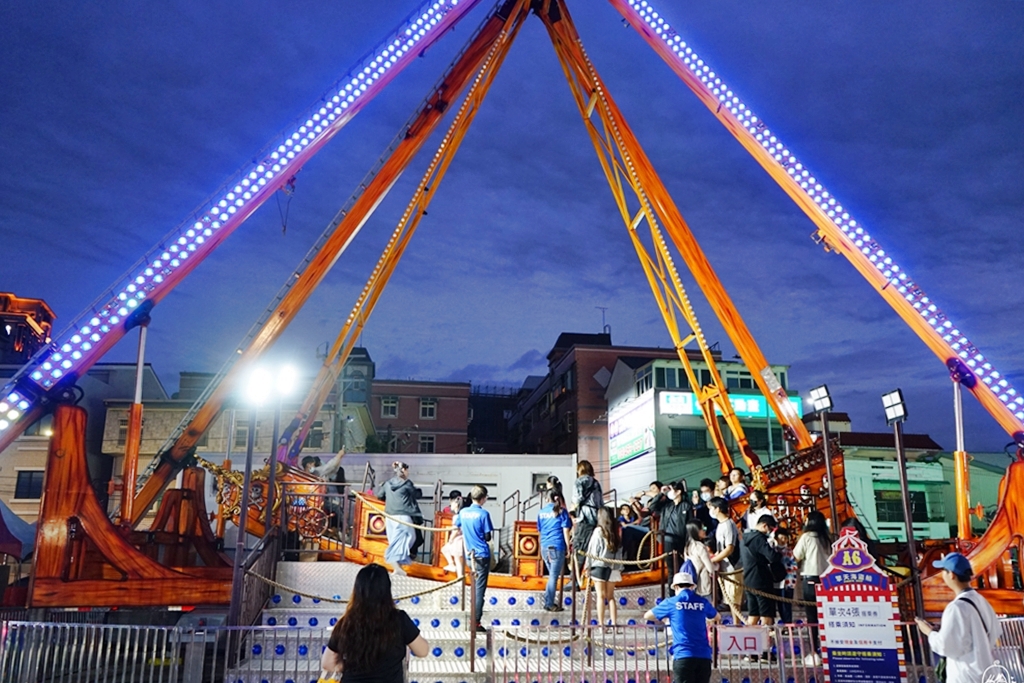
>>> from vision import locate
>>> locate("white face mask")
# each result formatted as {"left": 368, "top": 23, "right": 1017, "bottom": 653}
{"left": 667, "top": 489, "right": 678, "bottom": 501}
{"left": 700, "top": 492, "right": 712, "bottom": 502}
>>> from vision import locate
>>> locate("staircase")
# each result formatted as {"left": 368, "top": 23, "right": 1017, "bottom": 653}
{"left": 224, "top": 561, "right": 671, "bottom": 683}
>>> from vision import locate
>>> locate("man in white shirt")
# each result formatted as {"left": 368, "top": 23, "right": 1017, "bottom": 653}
{"left": 915, "top": 552, "right": 1001, "bottom": 683}
{"left": 708, "top": 497, "right": 743, "bottom": 623}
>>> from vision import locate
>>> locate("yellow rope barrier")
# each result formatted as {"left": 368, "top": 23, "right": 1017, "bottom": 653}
{"left": 246, "top": 569, "right": 464, "bottom": 604}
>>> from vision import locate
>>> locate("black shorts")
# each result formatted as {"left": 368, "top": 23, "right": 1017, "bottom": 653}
{"left": 746, "top": 588, "right": 778, "bottom": 619}
{"left": 590, "top": 566, "right": 612, "bottom": 582}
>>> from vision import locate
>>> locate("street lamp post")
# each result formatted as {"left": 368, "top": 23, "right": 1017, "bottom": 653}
{"left": 809, "top": 385, "right": 840, "bottom": 534}
{"left": 882, "top": 388, "right": 926, "bottom": 618}
{"left": 227, "top": 365, "right": 296, "bottom": 626}
{"left": 265, "top": 365, "right": 298, "bottom": 534}
{"left": 227, "top": 400, "right": 258, "bottom": 627}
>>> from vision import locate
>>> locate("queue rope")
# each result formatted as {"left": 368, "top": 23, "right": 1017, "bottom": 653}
{"left": 245, "top": 569, "right": 464, "bottom": 604}
{"left": 716, "top": 570, "right": 913, "bottom": 607}
{"left": 353, "top": 491, "right": 451, "bottom": 533}
{"left": 579, "top": 550, "right": 669, "bottom": 566}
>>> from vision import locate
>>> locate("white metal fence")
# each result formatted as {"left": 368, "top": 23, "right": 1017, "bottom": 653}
{"left": 2, "top": 618, "right": 1024, "bottom": 682}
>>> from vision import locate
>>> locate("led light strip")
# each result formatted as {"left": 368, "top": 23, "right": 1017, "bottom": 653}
{"left": 624, "top": 0, "right": 1023, "bottom": 422}
{"left": 0, "top": 0, "right": 474, "bottom": 433}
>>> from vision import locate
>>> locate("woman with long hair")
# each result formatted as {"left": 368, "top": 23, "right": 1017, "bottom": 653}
{"left": 586, "top": 506, "right": 622, "bottom": 625}
{"left": 745, "top": 490, "right": 771, "bottom": 530}
{"left": 683, "top": 522, "right": 714, "bottom": 598}
{"left": 793, "top": 511, "right": 831, "bottom": 663}
{"left": 537, "top": 488, "right": 572, "bottom": 612}
{"left": 320, "top": 563, "right": 429, "bottom": 681}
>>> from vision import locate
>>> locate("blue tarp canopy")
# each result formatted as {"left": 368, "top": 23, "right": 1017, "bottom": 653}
{"left": 0, "top": 498, "right": 35, "bottom": 560}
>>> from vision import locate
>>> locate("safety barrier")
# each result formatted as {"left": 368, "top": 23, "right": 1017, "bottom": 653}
{"left": 4, "top": 616, "right": 1024, "bottom": 682}
{"left": 237, "top": 528, "right": 281, "bottom": 627}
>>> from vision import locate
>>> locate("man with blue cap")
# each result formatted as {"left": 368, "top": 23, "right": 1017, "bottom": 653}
{"left": 644, "top": 569, "right": 719, "bottom": 683}
{"left": 914, "top": 552, "right": 1000, "bottom": 683}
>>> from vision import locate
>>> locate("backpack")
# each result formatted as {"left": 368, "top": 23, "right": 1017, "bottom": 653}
{"left": 769, "top": 549, "right": 788, "bottom": 583}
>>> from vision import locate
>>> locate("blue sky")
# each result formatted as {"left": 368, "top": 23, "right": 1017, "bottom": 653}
{"left": 1, "top": 1, "right": 1022, "bottom": 452}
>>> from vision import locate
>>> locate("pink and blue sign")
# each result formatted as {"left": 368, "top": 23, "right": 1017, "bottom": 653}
{"left": 816, "top": 527, "right": 907, "bottom": 683}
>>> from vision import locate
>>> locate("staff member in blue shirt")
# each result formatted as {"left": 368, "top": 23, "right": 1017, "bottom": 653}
{"left": 644, "top": 570, "right": 719, "bottom": 683}
{"left": 536, "top": 488, "right": 572, "bottom": 612}
{"left": 454, "top": 485, "right": 494, "bottom": 632}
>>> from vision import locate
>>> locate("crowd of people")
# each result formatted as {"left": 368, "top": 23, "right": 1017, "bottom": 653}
{"left": 309, "top": 457, "right": 1003, "bottom": 683}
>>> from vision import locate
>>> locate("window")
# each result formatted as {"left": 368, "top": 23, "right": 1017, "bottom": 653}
{"left": 418, "top": 435, "right": 435, "bottom": 453}
{"left": 670, "top": 428, "right": 707, "bottom": 451}
{"left": 14, "top": 470, "right": 45, "bottom": 500}
{"left": 381, "top": 396, "right": 398, "bottom": 419}
{"left": 117, "top": 418, "right": 129, "bottom": 446}
{"left": 196, "top": 430, "right": 210, "bottom": 448}
{"left": 875, "top": 490, "right": 931, "bottom": 523}
{"left": 235, "top": 423, "right": 258, "bottom": 449}
{"left": 303, "top": 421, "right": 325, "bottom": 449}
{"left": 699, "top": 369, "right": 712, "bottom": 387}
{"left": 746, "top": 427, "right": 783, "bottom": 453}
{"left": 420, "top": 398, "right": 437, "bottom": 420}
{"left": 23, "top": 414, "right": 53, "bottom": 437}
{"left": 634, "top": 366, "right": 653, "bottom": 396}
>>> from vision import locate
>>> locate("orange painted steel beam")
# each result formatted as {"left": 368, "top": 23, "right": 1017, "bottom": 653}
{"left": 540, "top": 0, "right": 812, "bottom": 471}
{"left": 0, "top": 0, "right": 488, "bottom": 456}
{"left": 543, "top": 0, "right": 811, "bottom": 455}
{"left": 610, "top": 0, "right": 1024, "bottom": 445}
{"left": 281, "top": 0, "right": 533, "bottom": 464}
{"left": 131, "top": 3, "right": 527, "bottom": 526}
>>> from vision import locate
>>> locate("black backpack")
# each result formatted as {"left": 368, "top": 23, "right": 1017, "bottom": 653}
{"left": 769, "top": 548, "right": 788, "bottom": 583}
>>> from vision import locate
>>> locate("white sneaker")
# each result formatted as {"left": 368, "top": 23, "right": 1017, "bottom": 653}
{"left": 392, "top": 563, "right": 407, "bottom": 576}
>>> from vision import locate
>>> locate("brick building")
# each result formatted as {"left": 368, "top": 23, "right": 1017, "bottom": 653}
{"left": 369, "top": 379, "right": 470, "bottom": 454}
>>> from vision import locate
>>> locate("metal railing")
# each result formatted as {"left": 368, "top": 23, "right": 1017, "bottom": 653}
{"left": 237, "top": 528, "right": 281, "bottom": 628}
{"left": 4, "top": 616, "right": 1024, "bottom": 682}
{"left": 276, "top": 483, "right": 352, "bottom": 560}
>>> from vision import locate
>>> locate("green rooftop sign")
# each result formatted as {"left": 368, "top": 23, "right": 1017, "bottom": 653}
{"left": 658, "top": 391, "right": 803, "bottom": 420}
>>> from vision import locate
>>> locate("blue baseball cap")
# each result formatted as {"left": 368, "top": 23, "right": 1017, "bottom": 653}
{"left": 932, "top": 552, "right": 972, "bottom": 578}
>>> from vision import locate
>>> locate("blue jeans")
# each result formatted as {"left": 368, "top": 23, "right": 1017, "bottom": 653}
{"left": 471, "top": 555, "right": 490, "bottom": 624}
{"left": 542, "top": 547, "right": 566, "bottom": 609}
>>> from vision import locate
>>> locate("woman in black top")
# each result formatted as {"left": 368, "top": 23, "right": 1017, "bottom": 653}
{"left": 320, "top": 564, "right": 429, "bottom": 682}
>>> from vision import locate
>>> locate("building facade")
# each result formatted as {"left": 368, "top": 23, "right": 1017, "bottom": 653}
{"left": 604, "top": 353, "right": 800, "bottom": 496}
{"left": 368, "top": 379, "right": 470, "bottom": 454}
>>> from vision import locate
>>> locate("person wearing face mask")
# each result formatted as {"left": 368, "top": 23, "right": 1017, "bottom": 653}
{"left": 649, "top": 480, "right": 693, "bottom": 576}
{"left": 691, "top": 479, "right": 716, "bottom": 538}
{"left": 744, "top": 490, "right": 771, "bottom": 531}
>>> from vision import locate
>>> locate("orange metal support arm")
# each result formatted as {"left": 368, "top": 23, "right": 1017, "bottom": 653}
{"left": 610, "top": 0, "right": 1024, "bottom": 444}
{"left": 0, "top": 0, "right": 486, "bottom": 456}
{"left": 541, "top": 0, "right": 811, "bottom": 458}
{"left": 130, "top": 2, "right": 526, "bottom": 526}
{"left": 281, "top": 2, "right": 532, "bottom": 463}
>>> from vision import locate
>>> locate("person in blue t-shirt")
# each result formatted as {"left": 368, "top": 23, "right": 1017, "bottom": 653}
{"left": 536, "top": 488, "right": 572, "bottom": 612}
{"left": 644, "top": 570, "right": 719, "bottom": 683}
{"left": 454, "top": 485, "right": 493, "bottom": 631}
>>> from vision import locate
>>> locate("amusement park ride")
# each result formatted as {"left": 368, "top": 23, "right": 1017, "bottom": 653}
{"left": 1, "top": 0, "right": 1022, "bottom": 618}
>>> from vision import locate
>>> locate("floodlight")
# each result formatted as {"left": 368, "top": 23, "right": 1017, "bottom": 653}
{"left": 809, "top": 384, "right": 832, "bottom": 413}
{"left": 882, "top": 389, "right": 907, "bottom": 425}
{"left": 246, "top": 367, "right": 273, "bottom": 406}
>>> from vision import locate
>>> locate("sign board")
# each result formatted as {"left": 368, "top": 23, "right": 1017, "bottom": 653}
{"left": 816, "top": 528, "right": 906, "bottom": 683}
{"left": 716, "top": 626, "right": 768, "bottom": 656}
{"left": 658, "top": 391, "right": 803, "bottom": 419}
{"left": 608, "top": 392, "right": 655, "bottom": 467}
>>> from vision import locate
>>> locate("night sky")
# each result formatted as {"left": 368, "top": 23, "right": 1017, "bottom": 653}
{"left": 1, "top": 1, "right": 1022, "bottom": 453}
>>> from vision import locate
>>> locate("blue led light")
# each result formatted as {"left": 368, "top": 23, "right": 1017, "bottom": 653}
{"left": 627, "top": 0, "right": 1022, "bottom": 422}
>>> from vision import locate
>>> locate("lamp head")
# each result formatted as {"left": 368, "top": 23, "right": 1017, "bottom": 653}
{"left": 881, "top": 388, "right": 907, "bottom": 425}
{"left": 809, "top": 384, "right": 832, "bottom": 414}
